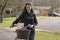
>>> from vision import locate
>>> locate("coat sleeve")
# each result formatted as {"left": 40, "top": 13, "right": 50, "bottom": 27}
{"left": 12, "top": 13, "right": 24, "bottom": 25}
{"left": 33, "top": 14, "right": 38, "bottom": 26}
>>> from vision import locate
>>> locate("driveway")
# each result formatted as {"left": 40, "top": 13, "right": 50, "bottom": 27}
{"left": 0, "top": 28, "right": 16, "bottom": 40}
{"left": 36, "top": 17, "right": 60, "bottom": 33}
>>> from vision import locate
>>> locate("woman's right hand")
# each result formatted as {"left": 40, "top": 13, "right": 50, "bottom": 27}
{"left": 10, "top": 24, "right": 16, "bottom": 28}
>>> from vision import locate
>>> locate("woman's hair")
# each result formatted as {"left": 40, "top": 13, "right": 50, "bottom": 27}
{"left": 22, "top": 2, "right": 34, "bottom": 13}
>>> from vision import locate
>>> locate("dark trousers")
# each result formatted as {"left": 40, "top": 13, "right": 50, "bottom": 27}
{"left": 29, "top": 30, "right": 35, "bottom": 40}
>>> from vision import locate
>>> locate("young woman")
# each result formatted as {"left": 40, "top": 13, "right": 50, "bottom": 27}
{"left": 10, "top": 3, "right": 38, "bottom": 40}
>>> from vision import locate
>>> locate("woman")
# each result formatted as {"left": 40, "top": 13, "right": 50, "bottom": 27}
{"left": 10, "top": 3, "right": 38, "bottom": 40}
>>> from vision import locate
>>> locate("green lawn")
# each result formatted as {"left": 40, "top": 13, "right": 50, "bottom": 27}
{"left": 35, "top": 31, "right": 60, "bottom": 40}
{"left": 0, "top": 17, "right": 16, "bottom": 27}
{"left": 0, "top": 16, "right": 60, "bottom": 27}
{"left": 37, "top": 16, "right": 60, "bottom": 19}
{"left": 0, "top": 17, "right": 60, "bottom": 40}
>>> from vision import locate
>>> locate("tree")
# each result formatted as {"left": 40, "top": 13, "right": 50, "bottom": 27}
{"left": 0, "top": 0, "right": 8, "bottom": 22}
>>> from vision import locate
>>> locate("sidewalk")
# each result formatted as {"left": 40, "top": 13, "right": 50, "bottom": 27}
{"left": 0, "top": 27, "right": 16, "bottom": 40}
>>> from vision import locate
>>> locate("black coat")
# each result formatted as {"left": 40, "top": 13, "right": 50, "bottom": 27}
{"left": 12, "top": 12, "right": 38, "bottom": 28}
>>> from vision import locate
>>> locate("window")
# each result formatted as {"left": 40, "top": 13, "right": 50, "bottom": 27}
{"left": 34, "top": 9, "right": 40, "bottom": 14}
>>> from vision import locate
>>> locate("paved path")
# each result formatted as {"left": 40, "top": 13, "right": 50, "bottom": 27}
{"left": 36, "top": 17, "right": 60, "bottom": 33}
{"left": 0, "top": 28, "right": 16, "bottom": 40}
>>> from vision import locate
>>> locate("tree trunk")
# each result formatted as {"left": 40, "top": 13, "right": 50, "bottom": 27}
{"left": 0, "top": 10, "right": 3, "bottom": 23}
{"left": 0, "top": 0, "right": 8, "bottom": 23}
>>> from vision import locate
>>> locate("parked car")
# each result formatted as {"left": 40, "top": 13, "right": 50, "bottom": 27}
{"left": 53, "top": 8, "right": 60, "bottom": 16}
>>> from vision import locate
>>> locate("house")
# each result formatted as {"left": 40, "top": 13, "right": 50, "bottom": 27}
{"left": 4, "top": 6, "right": 16, "bottom": 17}
{"left": 34, "top": 6, "right": 51, "bottom": 16}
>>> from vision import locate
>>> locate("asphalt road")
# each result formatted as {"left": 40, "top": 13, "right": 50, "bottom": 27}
{"left": 0, "top": 28, "right": 16, "bottom": 40}
{"left": 36, "top": 17, "right": 60, "bottom": 33}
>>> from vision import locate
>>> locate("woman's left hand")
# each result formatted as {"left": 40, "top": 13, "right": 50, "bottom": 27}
{"left": 30, "top": 25, "right": 34, "bottom": 28}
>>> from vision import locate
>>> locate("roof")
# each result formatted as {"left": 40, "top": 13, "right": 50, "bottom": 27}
{"left": 34, "top": 6, "right": 51, "bottom": 10}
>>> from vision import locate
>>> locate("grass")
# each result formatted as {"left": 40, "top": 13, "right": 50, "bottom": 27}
{"left": 0, "top": 16, "right": 60, "bottom": 27}
{"left": 35, "top": 31, "right": 60, "bottom": 40}
{"left": 0, "top": 17, "right": 60, "bottom": 40}
{"left": 0, "top": 17, "right": 16, "bottom": 27}
{"left": 0, "top": 16, "right": 42, "bottom": 27}
{"left": 37, "top": 16, "right": 60, "bottom": 19}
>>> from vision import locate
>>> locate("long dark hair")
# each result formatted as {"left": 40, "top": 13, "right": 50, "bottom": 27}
{"left": 22, "top": 3, "right": 34, "bottom": 14}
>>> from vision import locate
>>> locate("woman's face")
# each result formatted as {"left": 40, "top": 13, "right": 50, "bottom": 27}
{"left": 26, "top": 5, "right": 32, "bottom": 12}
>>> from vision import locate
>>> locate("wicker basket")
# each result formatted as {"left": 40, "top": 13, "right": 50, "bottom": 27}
{"left": 16, "top": 27, "right": 30, "bottom": 40}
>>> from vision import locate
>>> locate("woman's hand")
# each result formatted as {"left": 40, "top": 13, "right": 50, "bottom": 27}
{"left": 10, "top": 24, "right": 16, "bottom": 28}
{"left": 26, "top": 24, "right": 34, "bottom": 30}
{"left": 28, "top": 24, "right": 34, "bottom": 28}
{"left": 30, "top": 25, "right": 34, "bottom": 28}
